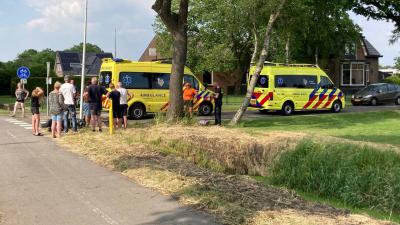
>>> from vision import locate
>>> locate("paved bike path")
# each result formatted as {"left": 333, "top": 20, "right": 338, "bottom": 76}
{"left": 0, "top": 117, "right": 215, "bottom": 225}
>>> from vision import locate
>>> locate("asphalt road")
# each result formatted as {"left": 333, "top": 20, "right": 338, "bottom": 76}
{"left": 0, "top": 118, "right": 216, "bottom": 225}
{"left": 201, "top": 104, "right": 400, "bottom": 120}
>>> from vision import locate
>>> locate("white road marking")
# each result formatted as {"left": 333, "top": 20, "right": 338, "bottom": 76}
{"left": 24, "top": 127, "right": 32, "bottom": 130}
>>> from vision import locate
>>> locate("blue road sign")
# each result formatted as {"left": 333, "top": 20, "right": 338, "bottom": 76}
{"left": 17, "top": 67, "right": 31, "bottom": 79}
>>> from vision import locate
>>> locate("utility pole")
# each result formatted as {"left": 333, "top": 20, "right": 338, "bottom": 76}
{"left": 46, "top": 62, "right": 50, "bottom": 116}
{"left": 114, "top": 27, "right": 117, "bottom": 58}
{"left": 79, "top": 0, "right": 88, "bottom": 120}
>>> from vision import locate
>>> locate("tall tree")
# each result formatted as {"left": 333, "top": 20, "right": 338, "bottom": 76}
{"left": 153, "top": 0, "right": 189, "bottom": 121}
{"left": 395, "top": 57, "right": 400, "bottom": 70}
{"left": 351, "top": 0, "right": 400, "bottom": 43}
{"left": 230, "top": 0, "right": 286, "bottom": 125}
{"left": 66, "top": 43, "right": 104, "bottom": 53}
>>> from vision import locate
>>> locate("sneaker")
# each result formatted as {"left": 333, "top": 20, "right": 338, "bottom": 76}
{"left": 92, "top": 129, "right": 96, "bottom": 132}
{"left": 99, "top": 129, "right": 102, "bottom": 132}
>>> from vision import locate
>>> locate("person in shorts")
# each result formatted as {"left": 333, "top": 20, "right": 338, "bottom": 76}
{"left": 87, "top": 77, "right": 107, "bottom": 132}
{"left": 107, "top": 83, "right": 122, "bottom": 128}
{"left": 49, "top": 82, "right": 65, "bottom": 138}
{"left": 31, "top": 87, "right": 44, "bottom": 136}
{"left": 11, "top": 82, "right": 29, "bottom": 118}
{"left": 117, "top": 82, "right": 132, "bottom": 129}
{"left": 183, "top": 82, "right": 197, "bottom": 117}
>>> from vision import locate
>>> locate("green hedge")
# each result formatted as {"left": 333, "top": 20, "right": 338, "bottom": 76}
{"left": 383, "top": 75, "right": 400, "bottom": 85}
{"left": 271, "top": 140, "right": 400, "bottom": 213}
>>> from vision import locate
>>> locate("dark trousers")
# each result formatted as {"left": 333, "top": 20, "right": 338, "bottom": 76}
{"left": 63, "top": 104, "right": 77, "bottom": 132}
{"left": 215, "top": 103, "right": 222, "bottom": 125}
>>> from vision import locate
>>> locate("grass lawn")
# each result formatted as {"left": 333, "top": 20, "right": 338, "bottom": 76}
{"left": 0, "top": 95, "right": 15, "bottom": 104}
{"left": 241, "top": 110, "right": 400, "bottom": 147}
{"left": 222, "top": 95, "right": 244, "bottom": 111}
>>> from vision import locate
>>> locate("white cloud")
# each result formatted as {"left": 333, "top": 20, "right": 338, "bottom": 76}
{"left": 26, "top": 0, "right": 83, "bottom": 31}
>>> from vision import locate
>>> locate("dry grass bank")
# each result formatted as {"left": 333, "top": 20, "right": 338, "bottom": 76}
{"left": 59, "top": 124, "right": 394, "bottom": 225}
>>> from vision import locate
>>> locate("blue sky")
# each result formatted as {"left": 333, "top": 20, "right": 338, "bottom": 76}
{"left": 0, "top": 0, "right": 399, "bottom": 66}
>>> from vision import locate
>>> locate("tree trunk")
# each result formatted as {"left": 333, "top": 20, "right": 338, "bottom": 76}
{"left": 230, "top": 0, "right": 286, "bottom": 125}
{"left": 285, "top": 36, "right": 290, "bottom": 64}
{"left": 168, "top": 31, "right": 187, "bottom": 119}
{"left": 153, "top": 0, "right": 189, "bottom": 121}
{"left": 250, "top": 23, "right": 259, "bottom": 64}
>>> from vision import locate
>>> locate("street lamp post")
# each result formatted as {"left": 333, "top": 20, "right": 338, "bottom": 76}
{"left": 79, "top": 0, "right": 88, "bottom": 120}
{"left": 46, "top": 62, "right": 50, "bottom": 116}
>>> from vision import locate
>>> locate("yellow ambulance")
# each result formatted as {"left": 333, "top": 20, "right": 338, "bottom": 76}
{"left": 99, "top": 58, "right": 215, "bottom": 119}
{"left": 249, "top": 63, "right": 345, "bottom": 115}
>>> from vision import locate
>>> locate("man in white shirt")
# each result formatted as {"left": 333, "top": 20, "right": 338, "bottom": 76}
{"left": 117, "top": 82, "right": 132, "bottom": 129}
{"left": 60, "top": 75, "right": 77, "bottom": 133}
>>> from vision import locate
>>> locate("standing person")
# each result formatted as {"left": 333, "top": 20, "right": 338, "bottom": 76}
{"left": 82, "top": 82, "right": 91, "bottom": 127}
{"left": 117, "top": 81, "right": 132, "bottom": 129}
{"left": 49, "top": 82, "right": 65, "bottom": 138}
{"left": 60, "top": 75, "right": 77, "bottom": 133}
{"left": 71, "top": 79, "right": 79, "bottom": 108}
{"left": 88, "top": 77, "right": 107, "bottom": 132}
{"left": 213, "top": 83, "right": 223, "bottom": 126}
{"left": 11, "top": 82, "right": 29, "bottom": 117}
{"left": 183, "top": 82, "right": 197, "bottom": 118}
{"left": 31, "top": 87, "right": 44, "bottom": 136}
{"left": 107, "top": 83, "right": 122, "bottom": 128}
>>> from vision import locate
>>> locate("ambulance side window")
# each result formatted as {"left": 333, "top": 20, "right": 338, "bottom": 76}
{"left": 152, "top": 73, "right": 170, "bottom": 89}
{"left": 257, "top": 75, "right": 269, "bottom": 88}
{"left": 275, "top": 75, "right": 317, "bottom": 89}
{"left": 119, "top": 72, "right": 151, "bottom": 89}
{"left": 99, "top": 71, "right": 112, "bottom": 87}
{"left": 320, "top": 76, "right": 335, "bottom": 89}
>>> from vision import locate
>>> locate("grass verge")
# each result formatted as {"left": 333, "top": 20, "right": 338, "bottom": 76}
{"left": 58, "top": 124, "right": 394, "bottom": 225}
{"left": 270, "top": 140, "right": 400, "bottom": 221}
{"left": 241, "top": 111, "right": 400, "bottom": 147}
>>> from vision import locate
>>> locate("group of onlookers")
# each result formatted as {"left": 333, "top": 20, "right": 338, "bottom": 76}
{"left": 10, "top": 77, "right": 223, "bottom": 138}
{"left": 104, "top": 81, "right": 131, "bottom": 129}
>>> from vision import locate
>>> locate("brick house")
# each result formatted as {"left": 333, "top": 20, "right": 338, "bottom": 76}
{"left": 327, "top": 36, "right": 382, "bottom": 93}
{"left": 139, "top": 35, "right": 382, "bottom": 94}
{"left": 139, "top": 36, "right": 246, "bottom": 94}
{"left": 54, "top": 51, "right": 113, "bottom": 77}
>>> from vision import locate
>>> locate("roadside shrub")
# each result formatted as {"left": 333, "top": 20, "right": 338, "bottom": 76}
{"left": 383, "top": 75, "right": 400, "bottom": 85}
{"left": 271, "top": 140, "right": 400, "bottom": 213}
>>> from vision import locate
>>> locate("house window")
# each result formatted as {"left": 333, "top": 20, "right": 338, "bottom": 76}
{"left": 341, "top": 62, "right": 367, "bottom": 86}
{"left": 57, "top": 64, "right": 62, "bottom": 72}
{"left": 365, "top": 64, "right": 370, "bottom": 84}
{"left": 344, "top": 43, "right": 356, "bottom": 60}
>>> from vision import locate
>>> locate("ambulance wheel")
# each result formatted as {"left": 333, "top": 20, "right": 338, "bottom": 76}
{"left": 198, "top": 102, "right": 213, "bottom": 116}
{"left": 129, "top": 103, "right": 146, "bottom": 120}
{"left": 281, "top": 101, "right": 294, "bottom": 116}
{"left": 331, "top": 100, "right": 342, "bottom": 113}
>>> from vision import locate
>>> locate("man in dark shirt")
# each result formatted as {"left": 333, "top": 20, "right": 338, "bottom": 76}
{"left": 87, "top": 77, "right": 107, "bottom": 132}
{"left": 213, "top": 83, "right": 223, "bottom": 125}
{"left": 107, "top": 83, "right": 122, "bottom": 129}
